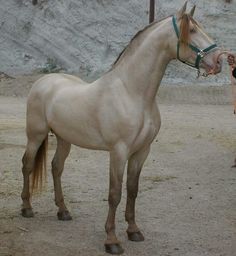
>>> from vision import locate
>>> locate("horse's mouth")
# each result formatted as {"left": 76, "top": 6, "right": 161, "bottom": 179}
{"left": 201, "top": 60, "right": 222, "bottom": 75}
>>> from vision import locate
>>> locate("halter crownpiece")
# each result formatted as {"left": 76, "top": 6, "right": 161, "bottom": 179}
{"left": 172, "top": 15, "right": 218, "bottom": 71}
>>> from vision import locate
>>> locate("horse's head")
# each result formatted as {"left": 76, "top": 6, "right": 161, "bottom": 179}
{"left": 170, "top": 2, "right": 222, "bottom": 75}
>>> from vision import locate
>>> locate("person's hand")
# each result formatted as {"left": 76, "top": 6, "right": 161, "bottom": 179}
{"left": 227, "top": 54, "right": 236, "bottom": 67}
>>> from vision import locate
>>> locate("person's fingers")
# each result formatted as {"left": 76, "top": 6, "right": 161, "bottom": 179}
{"left": 227, "top": 54, "right": 235, "bottom": 66}
{"left": 228, "top": 54, "right": 235, "bottom": 61}
{"left": 228, "top": 54, "right": 235, "bottom": 58}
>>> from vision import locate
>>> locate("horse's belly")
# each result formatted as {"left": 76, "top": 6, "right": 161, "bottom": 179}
{"left": 50, "top": 121, "right": 108, "bottom": 150}
{"left": 47, "top": 107, "right": 109, "bottom": 150}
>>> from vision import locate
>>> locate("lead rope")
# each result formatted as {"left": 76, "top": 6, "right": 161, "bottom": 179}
{"left": 216, "top": 51, "right": 236, "bottom": 114}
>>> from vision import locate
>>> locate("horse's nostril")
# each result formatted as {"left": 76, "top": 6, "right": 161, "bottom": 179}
{"left": 216, "top": 58, "right": 222, "bottom": 65}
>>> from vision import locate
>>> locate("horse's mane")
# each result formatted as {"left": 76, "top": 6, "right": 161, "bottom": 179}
{"left": 112, "top": 13, "right": 198, "bottom": 68}
{"left": 112, "top": 16, "right": 171, "bottom": 68}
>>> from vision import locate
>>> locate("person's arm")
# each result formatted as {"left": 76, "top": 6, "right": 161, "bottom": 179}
{"left": 227, "top": 54, "right": 236, "bottom": 78}
{"left": 233, "top": 67, "right": 236, "bottom": 79}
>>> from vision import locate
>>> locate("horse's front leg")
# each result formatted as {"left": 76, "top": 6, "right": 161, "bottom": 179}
{"left": 105, "top": 144, "right": 128, "bottom": 255}
{"left": 125, "top": 146, "right": 150, "bottom": 242}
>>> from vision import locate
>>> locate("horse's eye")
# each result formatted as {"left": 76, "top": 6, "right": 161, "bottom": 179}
{"left": 190, "top": 28, "right": 196, "bottom": 33}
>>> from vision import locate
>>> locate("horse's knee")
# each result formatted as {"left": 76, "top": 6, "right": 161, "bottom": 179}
{"left": 108, "top": 188, "right": 122, "bottom": 207}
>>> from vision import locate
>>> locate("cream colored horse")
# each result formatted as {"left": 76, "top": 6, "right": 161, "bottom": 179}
{"left": 21, "top": 3, "right": 222, "bottom": 255}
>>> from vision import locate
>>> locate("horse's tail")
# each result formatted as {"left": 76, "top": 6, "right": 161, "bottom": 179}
{"left": 30, "top": 135, "right": 48, "bottom": 193}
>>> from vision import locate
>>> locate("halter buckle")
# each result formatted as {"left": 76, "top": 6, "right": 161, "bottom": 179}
{"left": 197, "top": 50, "right": 205, "bottom": 58}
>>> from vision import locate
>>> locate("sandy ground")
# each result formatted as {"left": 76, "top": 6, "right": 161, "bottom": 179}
{"left": 0, "top": 75, "right": 236, "bottom": 256}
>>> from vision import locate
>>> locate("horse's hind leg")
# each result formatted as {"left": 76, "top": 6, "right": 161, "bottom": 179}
{"left": 51, "top": 135, "right": 71, "bottom": 220}
{"left": 21, "top": 134, "right": 47, "bottom": 217}
{"left": 125, "top": 146, "right": 150, "bottom": 242}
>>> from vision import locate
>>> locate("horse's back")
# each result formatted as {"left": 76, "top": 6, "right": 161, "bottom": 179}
{"left": 27, "top": 73, "right": 88, "bottom": 108}
{"left": 30, "top": 73, "right": 87, "bottom": 94}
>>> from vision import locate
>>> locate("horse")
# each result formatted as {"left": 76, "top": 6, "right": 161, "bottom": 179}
{"left": 21, "top": 2, "right": 222, "bottom": 255}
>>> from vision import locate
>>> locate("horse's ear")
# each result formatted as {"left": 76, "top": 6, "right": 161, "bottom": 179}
{"left": 177, "top": 1, "right": 188, "bottom": 19}
{"left": 189, "top": 5, "right": 196, "bottom": 17}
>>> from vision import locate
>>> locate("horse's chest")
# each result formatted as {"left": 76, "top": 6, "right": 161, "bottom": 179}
{"left": 132, "top": 115, "right": 160, "bottom": 151}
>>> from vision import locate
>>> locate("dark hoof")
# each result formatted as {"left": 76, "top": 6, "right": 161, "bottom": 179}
{"left": 127, "top": 231, "right": 144, "bottom": 242}
{"left": 21, "top": 208, "right": 34, "bottom": 218}
{"left": 57, "top": 210, "right": 72, "bottom": 221}
{"left": 105, "top": 243, "right": 124, "bottom": 255}
{"left": 231, "top": 164, "right": 236, "bottom": 168}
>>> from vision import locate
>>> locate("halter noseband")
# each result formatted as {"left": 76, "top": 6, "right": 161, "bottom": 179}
{"left": 172, "top": 15, "right": 218, "bottom": 70}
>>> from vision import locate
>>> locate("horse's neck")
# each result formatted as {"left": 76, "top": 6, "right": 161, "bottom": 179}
{"left": 109, "top": 19, "right": 173, "bottom": 103}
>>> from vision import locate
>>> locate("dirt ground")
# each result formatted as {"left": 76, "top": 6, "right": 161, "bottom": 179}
{"left": 0, "top": 75, "right": 236, "bottom": 256}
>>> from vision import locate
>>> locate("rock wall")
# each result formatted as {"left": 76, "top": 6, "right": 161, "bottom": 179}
{"left": 0, "top": 0, "right": 235, "bottom": 84}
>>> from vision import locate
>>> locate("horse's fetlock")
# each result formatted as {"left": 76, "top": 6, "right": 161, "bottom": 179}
{"left": 105, "top": 223, "right": 116, "bottom": 234}
{"left": 55, "top": 198, "right": 64, "bottom": 207}
{"left": 125, "top": 212, "right": 134, "bottom": 222}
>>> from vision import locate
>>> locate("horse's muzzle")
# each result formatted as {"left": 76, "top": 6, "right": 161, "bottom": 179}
{"left": 201, "top": 51, "right": 223, "bottom": 75}
{"left": 214, "top": 54, "right": 223, "bottom": 74}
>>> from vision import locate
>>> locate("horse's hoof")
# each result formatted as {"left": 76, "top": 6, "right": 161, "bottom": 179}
{"left": 57, "top": 210, "right": 72, "bottom": 221}
{"left": 105, "top": 243, "right": 124, "bottom": 255}
{"left": 127, "top": 231, "right": 144, "bottom": 242}
{"left": 21, "top": 208, "right": 34, "bottom": 218}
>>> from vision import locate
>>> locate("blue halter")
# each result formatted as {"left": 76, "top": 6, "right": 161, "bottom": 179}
{"left": 172, "top": 15, "right": 218, "bottom": 70}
